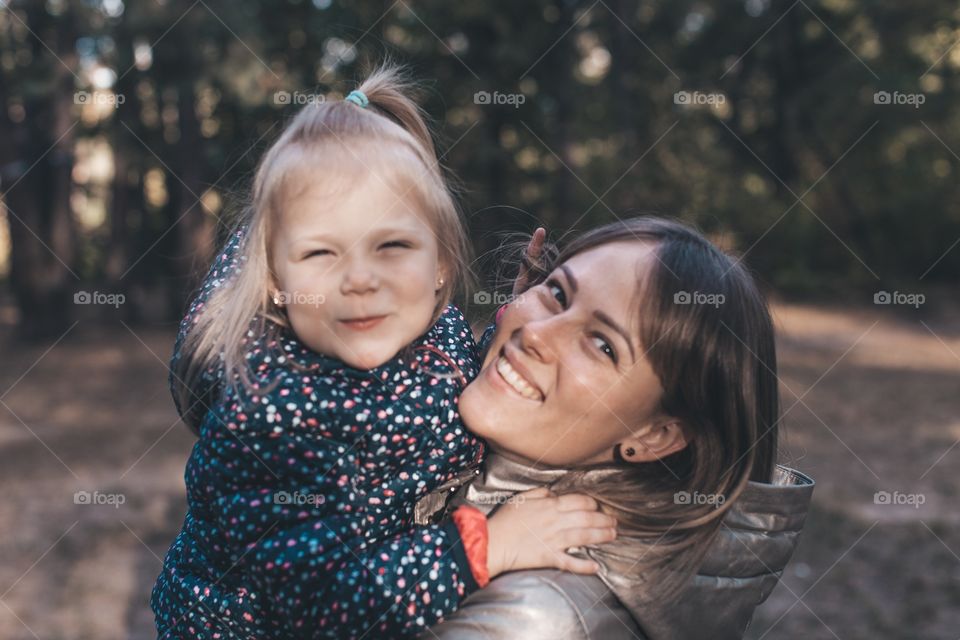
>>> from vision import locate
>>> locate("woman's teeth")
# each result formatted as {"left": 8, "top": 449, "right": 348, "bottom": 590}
{"left": 496, "top": 356, "right": 543, "bottom": 401}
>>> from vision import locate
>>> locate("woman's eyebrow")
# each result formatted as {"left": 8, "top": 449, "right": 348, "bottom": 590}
{"left": 559, "top": 264, "right": 578, "bottom": 292}
{"left": 560, "top": 263, "right": 637, "bottom": 363}
{"left": 594, "top": 310, "right": 636, "bottom": 362}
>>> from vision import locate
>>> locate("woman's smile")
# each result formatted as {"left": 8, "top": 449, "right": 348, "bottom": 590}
{"left": 490, "top": 348, "right": 545, "bottom": 403}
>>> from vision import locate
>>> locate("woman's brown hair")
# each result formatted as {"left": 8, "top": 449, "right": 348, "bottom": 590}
{"left": 535, "top": 216, "right": 780, "bottom": 599}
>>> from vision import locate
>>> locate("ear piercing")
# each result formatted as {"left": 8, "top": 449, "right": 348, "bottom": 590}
{"left": 437, "top": 277, "right": 445, "bottom": 288}
{"left": 625, "top": 447, "right": 636, "bottom": 457}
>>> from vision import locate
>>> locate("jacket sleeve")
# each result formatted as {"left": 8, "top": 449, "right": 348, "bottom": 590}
{"left": 201, "top": 361, "right": 481, "bottom": 638}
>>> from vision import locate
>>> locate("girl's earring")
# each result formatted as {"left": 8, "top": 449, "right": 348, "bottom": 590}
{"left": 272, "top": 292, "right": 282, "bottom": 306}
{"left": 436, "top": 277, "right": 445, "bottom": 288}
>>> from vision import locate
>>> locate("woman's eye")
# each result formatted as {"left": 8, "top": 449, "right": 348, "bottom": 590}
{"left": 547, "top": 280, "right": 567, "bottom": 308}
{"left": 305, "top": 249, "right": 332, "bottom": 259}
{"left": 379, "top": 241, "right": 411, "bottom": 251}
{"left": 591, "top": 335, "right": 617, "bottom": 363}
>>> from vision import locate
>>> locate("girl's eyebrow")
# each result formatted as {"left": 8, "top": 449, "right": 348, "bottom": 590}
{"left": 560, "top": 263, "right": 636, "bottom": 363}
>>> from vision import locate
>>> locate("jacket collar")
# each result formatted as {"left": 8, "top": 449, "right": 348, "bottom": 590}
{"left": 454, "top": 451, "right": 815, "bottom": 639}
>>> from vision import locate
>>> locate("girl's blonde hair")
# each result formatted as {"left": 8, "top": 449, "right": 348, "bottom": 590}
{"left": 174, "top": 64, "right": 471, "bottom": 432}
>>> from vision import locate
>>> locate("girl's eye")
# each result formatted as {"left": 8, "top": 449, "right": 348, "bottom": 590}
{"left": 305, "top": 249, "right": 333, "bottom": 259}
{"left": 591, "top": 335, "right": 617, "bottom": 363}
{"left": 379, "top": 241, "right": 411, "bottom": 251}
{"left": 546, "top": 280, "right": 567, "bottom": 308}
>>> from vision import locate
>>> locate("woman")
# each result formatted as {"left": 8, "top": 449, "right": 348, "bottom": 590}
{"left": 420, "top": 216, "right": 814, "bottom": 639}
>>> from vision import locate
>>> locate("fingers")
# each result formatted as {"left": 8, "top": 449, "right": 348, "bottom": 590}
{"left": 528, "top": 227, "right": 545, "bottom": 259}
{"left": 517, "top": 486, "right": 553, "bottom": 500}
{"left": 553, "top": 552, "right": 601, "bottom": 575}
{"left": 559, "top": 525, "right": 617, "bottom": 549}
{"left": 573, "top": 511, "right": 617, "bottom": 529}
{"left": 513, "top": 227, "right": 547, "bottom": 297}
{"left": 555, "top": 493, "right": 599, "bottom": 512}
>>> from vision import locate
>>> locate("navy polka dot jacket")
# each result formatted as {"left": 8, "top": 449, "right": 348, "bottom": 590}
{"left": 151, "top": 229, "right": 488, "bottom": 639}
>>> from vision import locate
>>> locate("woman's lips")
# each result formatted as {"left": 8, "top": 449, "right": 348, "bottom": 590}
{"left": 339, "top": 315, "right": 387, "bottom": 331}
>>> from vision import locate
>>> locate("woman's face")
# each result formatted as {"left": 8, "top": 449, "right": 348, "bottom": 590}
{"left": 461, "top": 241, "right": 676, "bottom": 467}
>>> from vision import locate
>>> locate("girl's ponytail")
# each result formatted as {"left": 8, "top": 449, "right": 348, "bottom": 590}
{"left": 354, "top": 65, "right": 438, "bottom": 161}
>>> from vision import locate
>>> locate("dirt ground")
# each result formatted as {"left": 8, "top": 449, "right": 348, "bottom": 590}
{"left": 0, "top": 301, "right": 957, "bottom": 639}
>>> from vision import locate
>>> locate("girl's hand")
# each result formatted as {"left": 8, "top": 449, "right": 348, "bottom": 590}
{"left": 485, "top": 487, "right": 617, "bottom": 577}
{"left": 512, "top": 227, "right": 547, "bottom": 297}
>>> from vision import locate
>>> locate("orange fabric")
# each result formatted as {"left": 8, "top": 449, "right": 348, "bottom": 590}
{"left": 452, "top": 505, "right": 490, "bottom": 588}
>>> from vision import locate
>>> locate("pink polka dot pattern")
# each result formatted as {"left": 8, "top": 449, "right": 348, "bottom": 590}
{"left": 151, "top": 229, "right": 487, "bottom": 638}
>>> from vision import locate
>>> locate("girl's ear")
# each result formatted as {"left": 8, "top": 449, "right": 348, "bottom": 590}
{"left": 616, "top": 420, "right": 690, "bottom": 464}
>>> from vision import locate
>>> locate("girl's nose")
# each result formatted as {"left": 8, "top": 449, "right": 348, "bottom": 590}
{"left": 340, "top": 265, "right": 380, "bottom": 295}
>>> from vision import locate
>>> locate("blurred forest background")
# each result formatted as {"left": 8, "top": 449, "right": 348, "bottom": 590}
{"left": 1, "top": 0, "right": 958, "bottom": 336}
{"left": 1, "top": 1, "right": 959, "bottom": 639}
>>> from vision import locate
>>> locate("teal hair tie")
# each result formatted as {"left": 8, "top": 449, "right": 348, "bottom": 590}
{"left": 345, "top": 89, "right": 369, "bottom": 108}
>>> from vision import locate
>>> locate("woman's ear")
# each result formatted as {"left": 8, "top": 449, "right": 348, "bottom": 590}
{"left": 616, "top": 420, "right": 690, "bottom": 464}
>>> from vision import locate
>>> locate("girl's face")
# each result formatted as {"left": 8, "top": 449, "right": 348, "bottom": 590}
{"left": 460, "top": 241, "right": 672, "bottom": 466}
{"left": 270, "top": 171, "right": 444, "bottom": 369}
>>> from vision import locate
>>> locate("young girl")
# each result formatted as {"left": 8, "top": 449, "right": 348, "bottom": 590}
{"left": 151, "top": 66, "right": 616, "bottom": 639}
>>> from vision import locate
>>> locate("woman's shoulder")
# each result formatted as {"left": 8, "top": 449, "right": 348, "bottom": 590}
{"left": 424, "top": 569, "right": 643, "bottom": 640}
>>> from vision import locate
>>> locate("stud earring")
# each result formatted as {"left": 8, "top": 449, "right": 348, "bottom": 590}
{"left": 625, "top": 447, "right": 636, "bottom": 457}
{"left": 436, "top": 277, "right": 445, "bottom": 288}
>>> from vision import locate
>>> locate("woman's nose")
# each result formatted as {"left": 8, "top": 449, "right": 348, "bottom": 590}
{"left": 518, "top": 315, "right": 562, "bottom": 364}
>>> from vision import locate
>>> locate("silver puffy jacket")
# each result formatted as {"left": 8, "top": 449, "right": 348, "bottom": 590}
{"left": 418, "top": 453, "right": 814, "bottom": 640}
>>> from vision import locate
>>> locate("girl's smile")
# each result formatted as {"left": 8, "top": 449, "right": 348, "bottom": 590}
{"left": 339, "top": 315, "right": 389, "bottom": 331}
